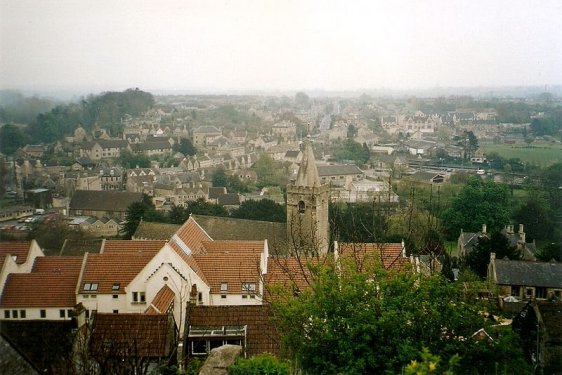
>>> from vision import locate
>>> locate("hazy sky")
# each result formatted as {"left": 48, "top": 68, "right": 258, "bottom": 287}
{"left": 1, "top": 0, "right": 561, "bottom": 94}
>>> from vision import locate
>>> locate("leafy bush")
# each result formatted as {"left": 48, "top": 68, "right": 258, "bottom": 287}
{"left": 228, "top": 353, "right": 290, "bottom": 375}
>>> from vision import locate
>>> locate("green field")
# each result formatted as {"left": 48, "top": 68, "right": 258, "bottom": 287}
{"left": 481, "top": 143, "right": 562, "bottom": 167}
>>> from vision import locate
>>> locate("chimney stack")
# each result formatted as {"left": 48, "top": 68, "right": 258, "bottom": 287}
{"left": 519, "top": 224, "right": 525, "bottom": 243}
{"left": 482, "top": 224, "right": 487, "bottom": 234}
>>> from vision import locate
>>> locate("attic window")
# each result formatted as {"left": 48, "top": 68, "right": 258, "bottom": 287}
{"left": 220, "top": 283, "right": 228, "bottom": 292}
{"left": 84, "top": 283, "right": 98, "bottom": 291}
{"left": 112, "top": 283, "right": 120, "bottom": 291}
{"left": 241, "top": 283, "right": 256, "bottom": 293}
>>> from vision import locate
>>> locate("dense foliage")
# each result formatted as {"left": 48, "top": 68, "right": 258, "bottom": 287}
{"left": 27, "top": 89, "right": 154, "bottom": 143}
{"left": 442, "top": 177, "right": 511, "bottom": 239}
{"left": 231, "top": 199, "right": 286, "bottom": 222}
{"left": 228, "top": 353, "right": 290, "bottom": 375}
{"left": 270, "top": 260, "right": 529, "bottom": 374}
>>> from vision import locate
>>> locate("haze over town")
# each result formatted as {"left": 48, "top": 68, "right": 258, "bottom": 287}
{"left": 1, "top": 0, "right": 562, "bottom": 97}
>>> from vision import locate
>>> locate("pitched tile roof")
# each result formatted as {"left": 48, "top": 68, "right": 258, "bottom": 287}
{"left": 101, "top": 240, "right": 167, "bottom": 255}
{"left": 145, "top": 285, "right": 175, "bottom": 314}
{"left": 80, "top": 241, "right": 164, "bottom": 294}
{"left": 0, "top": 256, "right": 83, "bottom": 307}
{"left": 133, "top": 221, "right": 180, "bottom": 240}
{"left": 90, "top": 313, "right": 173, "bottom": 358}
{"left": 337, "top": 242, "right": 411, "bottom": 271}
{"left": 265, "top": 256, "right": 320, "bottom": 294}
{"left": 187, "top": 305, "right": 279, "bottom": 356}
{"left": 69, "top": 190, "right": 143, "bottom": 212}
{"left": 194, "top": 241, "right": 264, "bottom": 294}
{"left": 0, "top": 241, "right": 32, "bottom": 264}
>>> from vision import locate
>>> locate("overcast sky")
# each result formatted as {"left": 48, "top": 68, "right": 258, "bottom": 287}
{"left": 1, "top": 0, "right": 561, "bottom": 94}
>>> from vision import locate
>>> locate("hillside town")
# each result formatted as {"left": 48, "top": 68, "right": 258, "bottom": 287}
{"left": 0, "top": 89, "right": 561, "bottom": 374}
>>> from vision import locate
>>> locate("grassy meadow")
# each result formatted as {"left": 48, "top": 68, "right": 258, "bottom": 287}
{"left": 481, "top": 143, "right": 562, "bottom": 167}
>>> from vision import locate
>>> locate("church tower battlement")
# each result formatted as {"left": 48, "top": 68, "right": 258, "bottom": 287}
{"left": 286, "top": 135, "right": 329, "bottom": 255}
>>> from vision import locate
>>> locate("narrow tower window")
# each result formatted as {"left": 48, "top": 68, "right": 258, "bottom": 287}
{"left": 298, "top": 201, "right": 305, "bottom": 214}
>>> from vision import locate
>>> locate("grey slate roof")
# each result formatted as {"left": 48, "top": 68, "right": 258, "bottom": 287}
{"left": 191, "top": 215, "right": 287, "bottom": 245}
{"left": 133, "top": 221, "right": 181, "bottom": 240}
{"left": 317, "top": 164, "right": 363, "bottom": 176}
{"left": 495, "top": 259, "right": 562, "bottom": 288}
{"left": 69, "top": 190, "right": 143, "bottom": 212}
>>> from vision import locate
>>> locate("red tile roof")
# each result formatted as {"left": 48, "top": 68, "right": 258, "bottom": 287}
{"left": 101, "top": 240, "right": 167, "bottom": 254}
{"left": 168, "top": 217, "right": 212, "bottom": 285}
{"left": 171, "top": 216, "right": 212, "bottom": 255}
{"left": 0, "top": 256, "right": 83, "bottom": 307}
{"left": 265, "top": 256, "right": 321, "bottom": 293}
{"left": 337, "top": 243, "right": 411, "bottom": 272}
{"left": 145, "top": 285, "right": 175, "bottom": 314}
{"left": 90, "top": 313, "right": 173, "bottom": 358}
{"left": 194, "top": 241, "right": 264, "bottom": 294}
{"left": 80, "top": 241, "right": 163, "bottom": 294}
{"left": 0, "top": 241, "right": 32, "bottom": 264}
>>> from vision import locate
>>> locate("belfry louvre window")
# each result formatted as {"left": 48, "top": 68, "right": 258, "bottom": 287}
{"left": 188, "top": 325, "right": 246, "bottom": 356}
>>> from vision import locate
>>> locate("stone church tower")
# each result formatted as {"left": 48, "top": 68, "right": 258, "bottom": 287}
{"left": 286, "top": 136, "right": 330, "bottom": 255}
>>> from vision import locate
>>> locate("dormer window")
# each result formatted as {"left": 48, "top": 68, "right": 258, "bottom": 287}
{"left": 112, "top": 283, "right": 120, "bottom": 291}
{"left": 241, "top": 283, "right": 256, "bottom": 293}
{"left": 83, "top": 283, "right": 98, "bottom": 292}
{"left": 220, "top": 283, "right": 228, "bottom": 292}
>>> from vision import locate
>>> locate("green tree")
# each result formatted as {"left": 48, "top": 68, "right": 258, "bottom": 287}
{"left": 175, "top": 138, "right": 197, "bottom": 156}
{"left": 270, "top": 260, "right": 521, "bottom": 374}
{"left": 231, "top": 199, "right": 286, "bottom": 222}
{"left": 118, "top": 149, "right": 150, "bottom": 168}
{"left": 536, "top": 242, "right": 562, "bottom": 262}
{"left": 185, "top": 198, "right": 228, "bottom": 217}
{"left": 442, "top": 177, "right": 511, "bottom": 239}
{"left": 212, "top": 167, "right": 228, "bottom": 187}
{"left": 255, "top": 154, "right": 287, "bottom": 188}
{"left": 0, "top": 124, "right": 28, "bottom": 155}
{"left": 464, "top": 231, "right": 520, "bottom": 278}
{"left": 513, "top": 196, "right": 554, "bottom": 242}
{"left": 530, "top": 118, "right": 557, "bottom": 136}
{"left": 334, "top": 139, "right": 370, "bottom": 164}
{"left": 122, "top": 195, "right": 162, "bottom": 238}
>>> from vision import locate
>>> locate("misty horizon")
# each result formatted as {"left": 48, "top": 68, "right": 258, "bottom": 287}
{"left": 1, "top": 0, "right": 561, "bottom": 97}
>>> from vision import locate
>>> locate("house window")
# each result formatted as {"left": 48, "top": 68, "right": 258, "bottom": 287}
{"left": 511, "top": 286, "right": 520, "bottom": 298}
{"left": 221, "top": 295, "right": 227, "bottom": 299}
{"left": 20, "top": 310, "right": 26, "bottom": 318}
{"left": 112, "top": 295, "right": 118, "bottom": 299}
{"left": 132, "top": 292, "right": 146, "bottom": 303}
{"left": 525, "top": 288, "right": 534, "bottom": 299}
{"left": 67, "top": 309, "right": 73, "bottom": 317}
{"left": 4, "top": 310, "right": 9, "bottom": 319}
{"left": 198, "top": 292, "right": 203, "bottom": 304}
{"left": 554, "top": 290, "right": 562, "bottom": 299}
{"left": 220, "top": 283, "right": 228, "bottom": 292}
{"left": 241, "top": 283, "right": 256, "bottom": 293}
{"left": 40, "top": 310, "right": 46, "bottom": 318}
{"left": 113, "top": 310, "right": 118, "bottom": 314}
{"left": 536, "top": 287, "right": 547, "bottom": 299}
{"left": 60, "top": 310, "right": 65, "bottom": 318}
{"left": 85, "top": 310, "right": 90, "bottom": 319}
{"left": 83, "top": 283, "right": 98, "bottom": 292}
{"left": 12, "top": 310, "right": 18, "bottom": 318}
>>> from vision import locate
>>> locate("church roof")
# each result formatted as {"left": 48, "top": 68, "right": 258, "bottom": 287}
{"left": 294, "top": 137, "right": 321, "bottom": 187}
